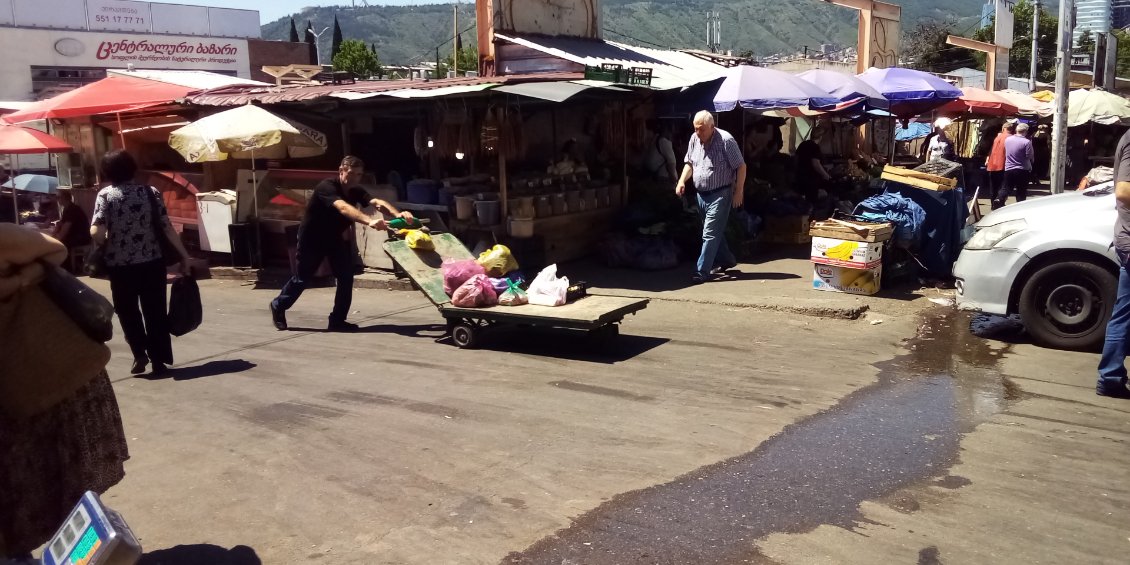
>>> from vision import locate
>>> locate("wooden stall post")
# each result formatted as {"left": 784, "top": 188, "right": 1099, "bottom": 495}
{"left": 622, "top": 102, "right": 628, "bottom": 202}
{"left": 498, "top": 148, "right": 508, "bottom": 220}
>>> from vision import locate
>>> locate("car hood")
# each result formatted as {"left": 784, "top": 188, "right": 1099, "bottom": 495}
{"left": 976, "top": 184, "right": 1115, "bottom": 228}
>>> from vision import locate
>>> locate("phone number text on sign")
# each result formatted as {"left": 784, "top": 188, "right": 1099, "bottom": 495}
{"left": 95, "top": 15, "right": 146, "bottom": 25}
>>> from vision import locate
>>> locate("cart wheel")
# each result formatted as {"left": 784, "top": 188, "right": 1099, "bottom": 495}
{"left": 593, "top": 323, "right": 619, "bottom": 342}
{"left": 451, "top": 322, "right": 479, "bottom": 349}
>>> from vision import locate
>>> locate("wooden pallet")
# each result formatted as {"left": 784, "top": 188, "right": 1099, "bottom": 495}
{"left": 880, "top": 165, "right": 958, "bottom": 191}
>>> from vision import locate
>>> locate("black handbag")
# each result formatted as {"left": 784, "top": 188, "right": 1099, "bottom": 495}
{"left": 84, "top": 243, "right": 108, "bottom": 277}
{"left": 168, "top": 274, "right": 203, "bottom": 336}
{"left": 39, "top": 259, "right": 115, "bottom": 343}
{"left": 145, "top": 185, "right": 180, "bottom": 266}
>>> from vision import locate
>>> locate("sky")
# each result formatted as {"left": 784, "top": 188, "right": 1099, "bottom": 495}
{"left": 150, "top": 1, "right": 449, "bottom": 26}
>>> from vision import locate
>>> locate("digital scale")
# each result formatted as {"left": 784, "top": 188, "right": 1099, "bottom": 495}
{"left": 41, "top": 491, "right": 142, "bottom": 565}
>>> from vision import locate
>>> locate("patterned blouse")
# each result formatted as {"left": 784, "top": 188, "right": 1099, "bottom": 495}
{"left": 91, "top": 183, "right": 170, "bottom": 267}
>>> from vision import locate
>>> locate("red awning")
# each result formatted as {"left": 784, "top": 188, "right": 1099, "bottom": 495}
{"left": 0, "top": 124, "right": 72, "bottom": 154}
{"left": 1, "top": 75, "right": 194, "bottom": 124}
{"left": 937, "top": 87, "right": 1019, "bottom": 117}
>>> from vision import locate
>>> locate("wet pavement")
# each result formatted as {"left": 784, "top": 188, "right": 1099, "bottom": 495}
{"left": 502, "top": 309, "right": 1020, "bottom": 565}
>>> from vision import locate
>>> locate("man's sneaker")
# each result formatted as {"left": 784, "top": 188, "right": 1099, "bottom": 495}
{"left": 691, "top": 274, "right": 719, "bottom": 285}
{"left": 269, "top": 301, "right": 287, "bottom": 331}
{"left": 328, "top": 320, "right": 360, "bottom": 332}
{"left": 712, "top": 261, "right": 738, "bottom": 274}
{"left": 1096, "top": 381, "right": 1130, "bottom": 398}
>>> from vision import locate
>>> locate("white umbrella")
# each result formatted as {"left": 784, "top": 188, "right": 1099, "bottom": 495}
{"left": 1, "top": 174, "right": 58, "bottom": 194}
{"left": 168, "top": 104, "right": 327, "bottom": 218}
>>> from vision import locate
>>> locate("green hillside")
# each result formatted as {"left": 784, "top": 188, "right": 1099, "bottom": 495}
{"left": 262, "top": 0, "right": 989, "bottom": 66}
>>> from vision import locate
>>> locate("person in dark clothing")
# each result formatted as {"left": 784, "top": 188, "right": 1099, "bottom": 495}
{"left": 90, "top": 150, "right": 191, "bottom": 376}
{"left": 794, "top": 124, "right": 832, "bottom": 202}
{"left": 269, "top": 156, "right": 413, "bottom": 332}
{"left": 51, "top": 190, "right": 92, "bottom": 272}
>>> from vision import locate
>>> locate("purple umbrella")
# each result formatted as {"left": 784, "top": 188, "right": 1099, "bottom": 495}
{"left": 856, "top": 67, "right": 962, "bottom": 117}
{"left": 713, "top": 65, "right": 841, "bottom": 112}
{"left": 797, "top": 69, "right": 889, "bottom": 111}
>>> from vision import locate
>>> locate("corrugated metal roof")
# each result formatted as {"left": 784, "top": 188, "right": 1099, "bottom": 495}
{"left": 185, "top": 72, "right": 585, "bottom": 106}
{"left": 494, "top": 33, "right": 727, "bottom": 90}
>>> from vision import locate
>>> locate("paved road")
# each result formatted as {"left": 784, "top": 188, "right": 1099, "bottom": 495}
{"left": 83, "top": 279, "right": 1128, "bottom": 564}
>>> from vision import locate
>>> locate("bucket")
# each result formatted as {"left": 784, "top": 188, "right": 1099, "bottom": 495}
{"left": 518, "top": 196, "right": 535, "bottom": 217}
{"left": 474, "top": 199, "right": 501, "bottom": 226}
{"left": 581, "top": 188, "right": 597, "bottom": 211}
{"left": 454, "top": 196, "right": 475, "bottom": 220}
{"left": 509, "top": 217, "right": 534, "bottom": 238}
{"left": 535, "top": 196, "right": 552, "bottom": 217}
{"left": 437, "top": 187, "right": 454, "bottom": 207}
{"left": 406, "top": 180, "right": 438, "bottom": 204}
{"left": 551, "top": 193, "right": 568, "bottom": 215}
{"left": 565, "top": 190, "right": 581, "bottom": 213}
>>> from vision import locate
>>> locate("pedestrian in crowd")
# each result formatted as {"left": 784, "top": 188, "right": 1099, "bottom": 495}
{"left": 269, "top": 156, "right": 413, "bottom": 332}
{"left": 51, "top": 189, "right": 92, "bottom": 273}
{"left": 91, "top": 150, "right": 190, "bottom": 375}
{"left": 986, "top": 120, "right": 1016, "bottom": 204}
{"left": 0, "top": 225, "right": 129, "bottom": 563}
{"left": 643, "top": 119, "right": 678, "bottom": 182}
{"left": 675, "top": 110, "right": 746, "bottom": 284}
{"left": 993, "top": 122, "right": 1034, "bottom": 210}
{"left": 1033, "top": 124, "right": 1051, "bottom": 180}
{"left": 926, "top": 117, "right": 955, "bottom": 162}
{"left": 1097, "top": 128, "right": 1130, "bottom": 398}
{"left": 794, "top": 121, "right": 833, "bottom": 203}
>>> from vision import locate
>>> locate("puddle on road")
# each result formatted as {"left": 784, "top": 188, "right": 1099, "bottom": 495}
{"left": 502, "top": 310, "right": 1020, "bottom": 565}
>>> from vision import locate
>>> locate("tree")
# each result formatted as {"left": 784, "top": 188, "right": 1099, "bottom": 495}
{"left": 902, "top": 18, "right": 971, "bottom": 73}
{"left": 333, "top": 39, "right": 381, "bottom": 78}
{"left": 971, "top": 0, "right": 1059, "bottom": 82}
{"left": 289, "top": 18, "right": 299, "bottom": 43}
{"left": 1077, "top": 30, "right": 1095, "bottom": 56}
{"left": 444, "top": 47, "right": 479, "bottom": 76}
{"left": 1113, "top": 29, "right": 1130, "bottom": 78}
{"left": 304, "top": 21, "right": 317, "bottom": 66}
{"left": 331, "top": 16, "right": 344, "bottom": 62}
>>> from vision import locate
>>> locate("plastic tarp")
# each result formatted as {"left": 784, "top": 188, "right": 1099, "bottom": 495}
{"left": 1067, "top": 89, "right": 1130, "bottom": 127}
{"left": 894, "top": 121, "right": 933, "bottom": 141}
{"left": 858, "top": 182, "right": 969, "bottom": 276}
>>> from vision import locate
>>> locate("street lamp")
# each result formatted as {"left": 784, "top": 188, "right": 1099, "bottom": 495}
{"left": 307, "top": 25, "right": 330, "bottom": 66}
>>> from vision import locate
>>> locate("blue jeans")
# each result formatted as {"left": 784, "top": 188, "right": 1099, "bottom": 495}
{"left": 1098, "top": 266, "right": 1130, "bottom": 388}
{"left": 272, "top": 240, "right": 355, "bottom": 324}
{"left": 695, "top": 188, "right": 736, "bottom": 278}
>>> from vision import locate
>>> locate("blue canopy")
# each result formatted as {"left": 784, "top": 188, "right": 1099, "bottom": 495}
{"left": 856, "top": 67, "right": 962, "bottom": 118}
{"left": 797, "top": 69, "right": 889, "bottom": 111}
{"left": 894, "top": 121, "right": 933, "bottom": 141}
{"left": 713, "top": 65, "right": 841, "bottom": 112}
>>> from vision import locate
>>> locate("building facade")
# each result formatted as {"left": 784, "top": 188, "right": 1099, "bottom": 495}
{"left": 1114, "top": 0, "right": 1130, "bottom": 30}
{"left": 1075, "top": 0, "right": 1113, "bottom": 41}
{"left": 0, "top": 0, "right": 261, "bottom": 101}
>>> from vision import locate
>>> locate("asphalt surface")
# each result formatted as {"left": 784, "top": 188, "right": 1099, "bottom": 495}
{"left": 77, "top": 278, "right": 1130, "bottom": 564}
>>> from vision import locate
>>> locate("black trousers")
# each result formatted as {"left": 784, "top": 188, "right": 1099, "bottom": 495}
{"left": 107, "top": 259, "right": 172, "bottom": 364}
{"left": 993, "top": 169, "right": 1030, "bottom": 210}
{"left": 272, "top": 239, "right": 355, "bottom": 324}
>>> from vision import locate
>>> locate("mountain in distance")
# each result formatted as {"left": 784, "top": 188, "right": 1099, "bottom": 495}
{"left": 261, "top": 0, "right": 989, "bottom": 66}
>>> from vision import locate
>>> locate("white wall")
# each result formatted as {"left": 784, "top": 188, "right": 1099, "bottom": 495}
{"left": 0, "top": 0, "right": 260, "bottom": 38}
{"left": 0, "top": 27, "right": 251, "bottom": 100}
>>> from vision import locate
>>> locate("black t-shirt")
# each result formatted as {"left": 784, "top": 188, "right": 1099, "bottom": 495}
{"left": 59, "top": 203, "right": 92, "bottom": 248}
{"left": 795, "top": 140, "right": 824, "bottom": 179}
{"left": 298, "top": 178, "right": 368, "bottom": 246}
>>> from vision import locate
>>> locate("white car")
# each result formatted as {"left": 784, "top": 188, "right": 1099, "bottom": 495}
{"left": 953, "top": 183, "right": 1120, "bottom": 350}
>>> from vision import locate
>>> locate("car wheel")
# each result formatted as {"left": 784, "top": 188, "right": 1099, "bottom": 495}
{"left": 1018, "top": 260, "right": 1117, "bottom": 351}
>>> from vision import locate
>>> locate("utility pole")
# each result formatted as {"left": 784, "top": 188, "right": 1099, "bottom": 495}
{"left": 453, "top": 3, "right": 458, "bottom": 77}
{"left": 1050, "top": 0, "right": 1074, "bottom": 194}
{"left": 1030, "top": 0, "right": 1040, "bottom": 92}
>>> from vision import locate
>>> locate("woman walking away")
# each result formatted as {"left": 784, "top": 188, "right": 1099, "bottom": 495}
{"left": 91, "top": 149, "right": 190, "bottom": 375}
{"left": 0, "top": 225, "right": 129, "bottom": 564}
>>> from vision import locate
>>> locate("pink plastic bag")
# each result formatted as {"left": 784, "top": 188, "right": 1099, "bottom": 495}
{"left": 443, "top": 259, "right": 486, "bottom": 296}
{"left": 451, "top": 274, "right": 498, "bottom": 308}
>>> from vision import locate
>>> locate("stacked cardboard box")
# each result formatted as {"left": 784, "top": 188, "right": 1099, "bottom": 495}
{"left": 809, "top": 219, "right": 893, "bottom": 296}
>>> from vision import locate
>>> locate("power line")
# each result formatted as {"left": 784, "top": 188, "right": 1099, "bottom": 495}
{"left": 603, "top": 27, "right": 668, "bottom": 49}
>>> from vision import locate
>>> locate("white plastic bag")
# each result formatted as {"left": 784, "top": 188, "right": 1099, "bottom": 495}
{"left": 527, "top": 264, "right": 569, "bottom": 307}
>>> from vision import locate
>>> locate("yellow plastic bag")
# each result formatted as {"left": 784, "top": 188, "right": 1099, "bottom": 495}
{"left": 477, "top": 244, "right": 519, "bottom": 277}
{"left": 405, "top": 229, "right": 434, "bottom": 251}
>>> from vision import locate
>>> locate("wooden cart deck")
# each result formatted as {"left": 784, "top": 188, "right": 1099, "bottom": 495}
{"left": 384, "top": 234, "right": 648, "bottom": 346}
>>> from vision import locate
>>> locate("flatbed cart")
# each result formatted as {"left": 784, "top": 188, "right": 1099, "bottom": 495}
{"left": 384, "top": 233, "right": 649, "bottom": 349}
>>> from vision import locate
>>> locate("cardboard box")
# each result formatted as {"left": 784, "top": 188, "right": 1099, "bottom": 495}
{"left": 764, "top": 214, "right": 811, "bottom": 235}
{"left": 808, "top": 219, "right": 893, "bottom": 242}
{"left": 810, "top": 237, "right": 883, "bottom": 269}
{"left": 812, "top": 263, "right": 883, "bottom": 295}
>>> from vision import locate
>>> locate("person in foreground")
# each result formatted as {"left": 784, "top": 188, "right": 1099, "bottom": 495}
{"left": 1099, "top": 128, "right": 1130, "bottom": 398}
{"left": 675, "top": 110, "right": 746, "bottom": 284}
{"left": 270, "top": 156, "right": 413, "bottom": 332}
{"left": 0, "top": 225, "right": 129, "bottom": 564}
{"left": 91, "top": 150, "right": 191, "bottom": 375}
